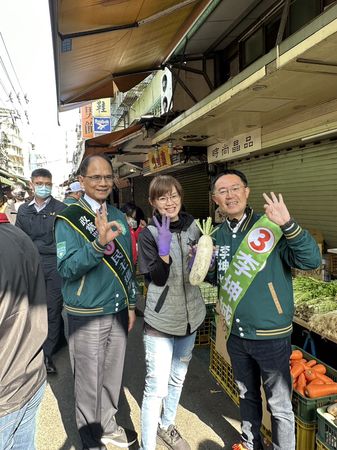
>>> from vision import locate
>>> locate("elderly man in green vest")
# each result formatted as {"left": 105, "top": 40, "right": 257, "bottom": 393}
{"left": 210, "top": 169, "right": 321, "bottom": 450}
{"left": 55, "top": 155, "right": 138, "bottom": 450}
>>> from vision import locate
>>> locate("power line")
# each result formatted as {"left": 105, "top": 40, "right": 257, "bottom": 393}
{"left": 0, "top": 33, "right": 26, "bottom": 101}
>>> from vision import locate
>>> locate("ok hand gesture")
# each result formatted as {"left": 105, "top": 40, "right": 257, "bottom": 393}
{"left": 263, "top": 192, "right": 291, "bottom": 226}
{"left": 95, "top": 204, "right": 122, "bottom": 246}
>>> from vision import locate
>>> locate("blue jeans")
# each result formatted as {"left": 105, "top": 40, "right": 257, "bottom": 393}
{"left": 140, "top": 332, "right": 196, "bottom": 450}
{"left": 227, "top": 335, "right": 294, "bottom": 450}
{"left": 0, "top": 382, "right": 46, "bottom": 450}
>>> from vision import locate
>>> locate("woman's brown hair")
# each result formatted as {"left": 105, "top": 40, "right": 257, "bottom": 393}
{"left": 148, "top": 175, "right": 183, "bottom": 204}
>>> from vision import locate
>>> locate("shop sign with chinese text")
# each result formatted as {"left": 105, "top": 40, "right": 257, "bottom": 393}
{"left": 207, "top": 128, "right": 261, "bottom": 163}
{"left": 81, "top": 105, "right": 93, "bottom": 139}
{"left": 148, "top": 145, "right": 172, "bottom": 172}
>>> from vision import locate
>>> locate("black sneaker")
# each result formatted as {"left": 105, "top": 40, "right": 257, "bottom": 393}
{"left": 157, "top": 425, "right": 191, "bottom": 450}
{"left": 101, "top": 426, "right": 137, "bottom": 448}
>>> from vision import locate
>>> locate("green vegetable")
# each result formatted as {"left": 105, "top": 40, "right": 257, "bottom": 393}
{"left": 293, "top": 277, "right": 337, "bottom": 320}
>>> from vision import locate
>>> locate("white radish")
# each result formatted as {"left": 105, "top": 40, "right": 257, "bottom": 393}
{"left": 189, "top": 217, "right": 216, "bottom": 286}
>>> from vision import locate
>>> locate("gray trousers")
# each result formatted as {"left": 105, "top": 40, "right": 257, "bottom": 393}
{"left": 67, "top": 310, "right": 128, "bottom": 450}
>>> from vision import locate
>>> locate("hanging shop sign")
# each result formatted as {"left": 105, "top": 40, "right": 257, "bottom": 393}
{"left": 207, "top": 128, "right": 261, "bottom": 163}
{"left": 81, "top": 104, "right": 93, "bottom": 139}
{"left": 92, "top": 98, "right": 112, "bottom": 135}
{"left": 92, "top": 98, "right": 111, "bottom": 118}
{"left": 93, "top": 117, "right": 111, "bottom": 134}
{"left": 148, "top": 145, "right": 172, "bottom": 172}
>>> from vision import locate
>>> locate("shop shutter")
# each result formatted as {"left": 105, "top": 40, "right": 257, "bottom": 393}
{"left": 174, "top": 163, "right": 210, "bottom": 220}
{"left": 133, "top": 163, "right": 210, "bottom": 221}
{"left": 228, "top": 140, "right": 337, "bottom": 247}
{"left": 133, "top": 175, "right": 154, "bottom": 220}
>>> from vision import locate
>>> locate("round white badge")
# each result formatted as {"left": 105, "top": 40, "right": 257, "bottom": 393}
{"left": 248, "top": 227, "right": 275, "bottom": 254}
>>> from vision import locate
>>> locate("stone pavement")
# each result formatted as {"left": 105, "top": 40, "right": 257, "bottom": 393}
{"left": 36, "top": 316, "right": 243, "bottom": 450}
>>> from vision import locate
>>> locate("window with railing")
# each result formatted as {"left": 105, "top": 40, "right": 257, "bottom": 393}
{"left": 240, "top": 0, "right": 336, "bottom": 70}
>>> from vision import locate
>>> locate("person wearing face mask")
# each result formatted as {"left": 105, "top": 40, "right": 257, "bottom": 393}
{"left": 137, "top": 175, "right": 206, "bottom": 450}
{"left": 15, "top": 168, "right": 66, "bottom": 375}
{"left": 120, "top": 202, "right": 146, "bottom": 266}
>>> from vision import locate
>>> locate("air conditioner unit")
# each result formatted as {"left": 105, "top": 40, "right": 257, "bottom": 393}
{"left": 160, "top": 68, "right": 173, "bottom": 115}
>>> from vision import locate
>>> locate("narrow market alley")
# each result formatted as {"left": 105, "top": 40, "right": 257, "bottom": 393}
{"left": 36, "top": 315, "right": 244, "bottom": 450}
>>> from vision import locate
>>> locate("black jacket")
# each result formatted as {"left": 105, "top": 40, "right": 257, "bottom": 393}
{"left": 16, "top": 197, "right": 65, "bottom": 258}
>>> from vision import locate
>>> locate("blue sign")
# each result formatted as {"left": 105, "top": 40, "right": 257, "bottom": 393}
{"left": 93, "top": 117, "right": 111, "bottom": 133}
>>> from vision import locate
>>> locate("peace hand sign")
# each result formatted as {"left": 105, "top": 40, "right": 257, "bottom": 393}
{"left": 95, "top": 204, "right": 122, "bottom": 246}
{"left": 153, "top": 215, "right": 172, "bottom": 256}
{"left": 263, "top": 192, "right": 291, "bottom": 226}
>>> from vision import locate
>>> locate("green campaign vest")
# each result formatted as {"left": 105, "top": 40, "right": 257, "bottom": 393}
{"left": 57, "top": 201, "right": 137, "bottom": 301}
{"left": 219, "top": 215, "right": 283, "bottom": 338}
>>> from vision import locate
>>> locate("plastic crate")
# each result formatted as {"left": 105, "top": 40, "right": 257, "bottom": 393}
{"left": 317, "top": 406, "right": 337, "bottom": 449}
{"left": 210, "top": 319, "right": 216, "bottom": 344}
{"left": 199, "top": 282, "right": 218, "bottom": 304}
{"left": 209, "top": 341, "right": 239, "bottom": 405}
{"left": 295, "top": 417, "right": 316, "bottom": 450}
{"left": 291, "top": 346, "right": 337, "bottom": 423}
{"left": 327, "top": 253, "right": 337, "bottom": 278}
{"left": 195, "top": 304, "right": 215, "bottom": 347}
{"left": 317, "top": 437, "right": 332, "bottom": 450}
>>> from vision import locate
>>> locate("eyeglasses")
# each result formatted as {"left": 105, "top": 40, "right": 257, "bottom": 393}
{"left": 213, "top": 184, "right": 245, "bottom": 196}
{"left": 83, "top": 175, "right": 113, "bottom": 183}
{"left": 157, "top": 193, "right": 180, "bottom": 204}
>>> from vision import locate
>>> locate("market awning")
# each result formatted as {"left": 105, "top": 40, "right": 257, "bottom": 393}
{"left": 49, "top": 0, "right": 212, "bottom": 110}
{"left": 84, "top": 124, "right": 143, "bottom": 158}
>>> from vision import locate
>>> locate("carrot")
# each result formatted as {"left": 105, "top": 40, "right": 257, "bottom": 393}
{"left": 305, "top": 360, "right": 317, "bottom": 368}
{"left": 304, "top": 369, "right": 318, "bottom": 382}
{"left": 297, "top": 372, "right": 306, "bottom": 387}
{"left": 290, "top": 350, "right": 303, "bottom": 360}
{"left": 291, "top": 363, "right": 305, "bottom": 379}
{"left": 313, "top": 364, "right": 326, "bottom": 374}
{"left": 291, "top": 358, "right": 306, "bottom": 366}
{"left": 314, "top": 372, "right": 335, "bottom": 384}
{"left": 305, "top": 383, "right": 337, "bottom": 398}
{"left": 307, "top": 379, "right": 324, "bottom": 386}
{"left": 297, "top": 386, "right": 305, "bottom": 396}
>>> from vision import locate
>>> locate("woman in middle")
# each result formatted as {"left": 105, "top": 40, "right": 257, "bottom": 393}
{"left": 137, "top": 175, "right": 206, "bottom": 450}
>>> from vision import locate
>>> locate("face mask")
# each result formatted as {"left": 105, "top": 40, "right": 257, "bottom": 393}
{"left": 35, "top": 185, "right": 52, "bottom": 199}
{"left": 127, "top": 217, "right": 137, "bottom": 229}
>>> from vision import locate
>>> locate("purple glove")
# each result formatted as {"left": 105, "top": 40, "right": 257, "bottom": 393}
{"left": 153, "top": 215, "right": 172, "bottom": 256}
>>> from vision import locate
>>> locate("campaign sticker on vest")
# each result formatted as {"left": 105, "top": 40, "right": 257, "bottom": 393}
{"left": 248, "top": 227, "right": 275, "bottom": 254}
{"left": 57, "top": 241, "right": 67, "bottom": 259}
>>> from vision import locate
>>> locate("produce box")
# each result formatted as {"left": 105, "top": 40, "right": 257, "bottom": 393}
{"left": 295, "top": 416, "right": 316, "bottom": 450}
{"left": 195, "top": 303, "right": 215, "bottom": 347}
{"left": 317, "top": 406, "right": 337, "bottom": 450}
{"left": 317, "top": 437, "right": 331, "bottom": 450}
{"left": 291, "top": 346, "right": 337, "bottom": 423}
{"left": 199, "top": 282, "right": 218, "bottom": 304}
{"left": 327, "top": 251, "right": 337, "bottom": 278}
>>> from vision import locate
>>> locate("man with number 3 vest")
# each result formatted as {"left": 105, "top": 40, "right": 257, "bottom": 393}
{"left": 210, "top": 169, "right": 320, "bottom": 450}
